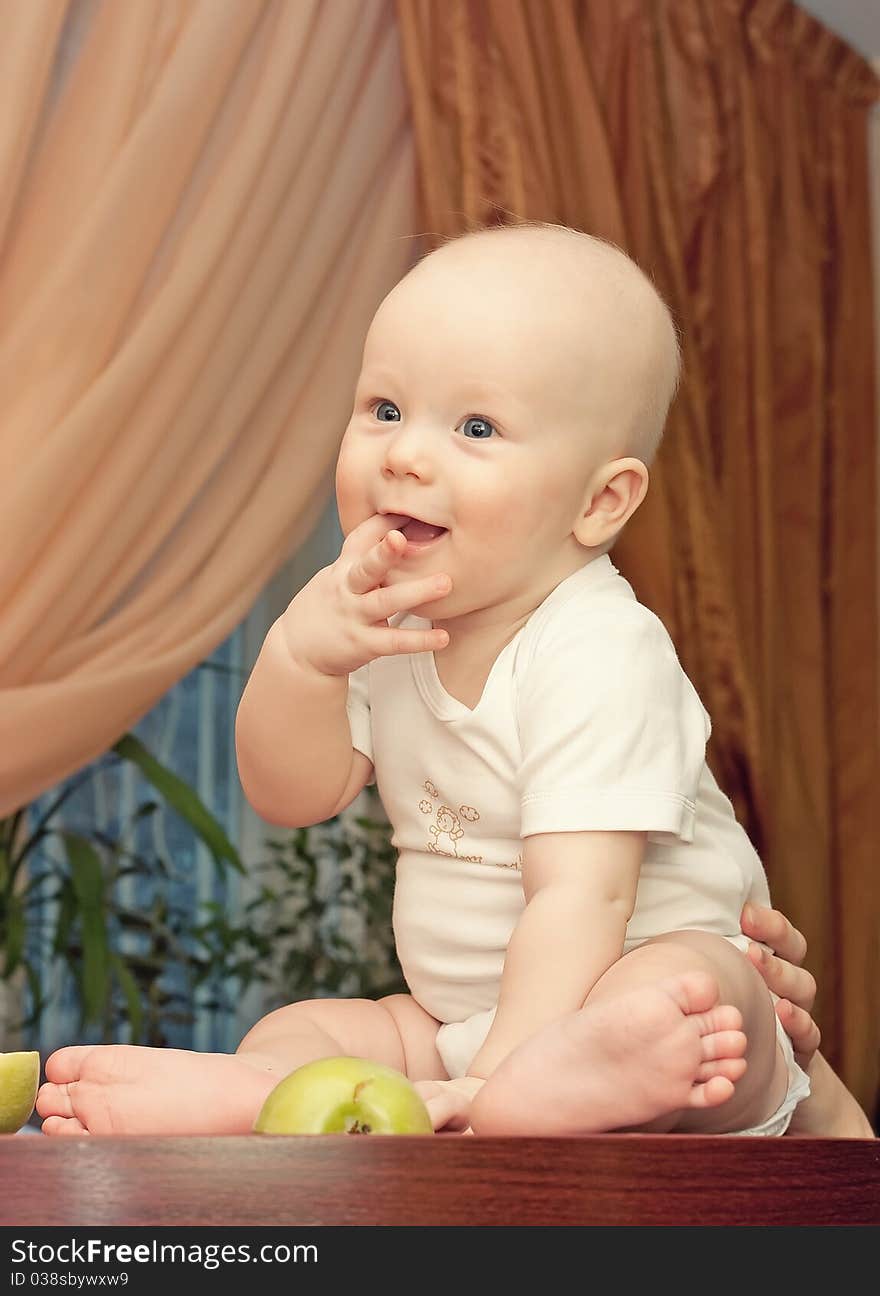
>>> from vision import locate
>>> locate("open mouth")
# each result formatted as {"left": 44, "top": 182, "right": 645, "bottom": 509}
{"left": 389, "top": 515, "right": 449, "bottom": 546}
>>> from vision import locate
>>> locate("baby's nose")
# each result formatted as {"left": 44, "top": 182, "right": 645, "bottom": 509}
{"left": 381, "top": 429, "right": 435, "bottom": 480}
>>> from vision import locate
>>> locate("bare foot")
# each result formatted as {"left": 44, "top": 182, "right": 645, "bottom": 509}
{"left": 36, "top": 1046, "right": 280, "bottom": 1136}
{"left": 469, "top": 972, "right": 747, "bottom": 1136}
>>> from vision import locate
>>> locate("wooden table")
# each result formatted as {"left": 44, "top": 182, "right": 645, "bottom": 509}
{"left": 1, "top": 1134, "right": 878, "bottom": 1226}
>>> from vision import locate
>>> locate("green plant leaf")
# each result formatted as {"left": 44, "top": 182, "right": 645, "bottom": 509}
{"left": 20, "top": 959, "right": 46, "bottom": 1030}
{"left": 113, "top": 734, "right": 243, "bottom": 873}
{"left": 0, "top": 810, "right": 24, "bottom": 860}
{"left": 9, "top": 765, "right": 97, "bottom": 872}
{"left": 63, "top": 833, "right": 111, "bottom": 1025}
{"left": 3, "top": 891, "right": 25, "bottom": 977}
{"left": 51, "top": 880, "right": 77, "bottom": 957}
{"left": 110, "top": 953, "right": 145, "bottom": 1044}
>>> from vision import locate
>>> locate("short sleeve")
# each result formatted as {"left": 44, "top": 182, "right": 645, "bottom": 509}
{"left": 345, "top": 663, "right": 375, "bottom": 781}
{"left": 516, "top": 606, "right": 710, "bottom": 844}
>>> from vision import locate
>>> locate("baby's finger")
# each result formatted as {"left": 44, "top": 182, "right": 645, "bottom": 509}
{"left": 425, "top": 1091, "right": 472, "bottom": 1133}
{"left": 369, "top": 623, "right": 450, "bottom": 659}
{"left": 344, "top": 518, "right": 412, "bottom": 593}
{"left": 745, "top": 942, "right": 817, "bottom": 1014}
{"left": 342, "top": 512, "right": 410, "bottom": 558}
{"left": 347, "top": 527, "right": 409, "bottom": 596}
{"left": 740, "top": 903, "right": 807, "bottom": 966}
{"left": 360, "top": 574, "right": 452, "bottom": 626}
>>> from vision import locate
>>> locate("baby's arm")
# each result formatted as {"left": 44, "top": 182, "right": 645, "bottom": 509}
{"left": 235, "top": 512, "right": 450, "bottom": 825}
{"left": 466, "top": 830, "right": 645, "bottom": 1080}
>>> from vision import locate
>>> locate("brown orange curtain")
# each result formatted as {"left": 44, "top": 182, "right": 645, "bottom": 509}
{"left": 395, "top": 0, "right": 880, "bottom": 1116}
{"left": 0, "top": 0, "right": 416, "bottom": 816}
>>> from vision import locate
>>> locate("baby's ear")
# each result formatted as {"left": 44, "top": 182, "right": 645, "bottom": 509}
{"left": 573, "top": 458, "right": 649, "bottom": 549}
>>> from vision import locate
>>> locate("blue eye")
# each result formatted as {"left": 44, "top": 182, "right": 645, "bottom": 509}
{"left": 369, "top": 400, "right": 497, "bottom": 438}
{"left": 461, "top": 416, "right": 497, "bottom": 440}
{"left": 373, "top": 400, "right": 400, "bottom": 422}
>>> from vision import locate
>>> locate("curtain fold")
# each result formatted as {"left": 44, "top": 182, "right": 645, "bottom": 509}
{"left": 0, "top": 0, "right": 416, "bottom": 814}
{"left": 395, "top": 0, "right": 880, "bottom": 1114}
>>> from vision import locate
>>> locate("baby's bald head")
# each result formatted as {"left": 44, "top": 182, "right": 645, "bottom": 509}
{"left": 395, "top": 221, "right": 681, "bottom": 467}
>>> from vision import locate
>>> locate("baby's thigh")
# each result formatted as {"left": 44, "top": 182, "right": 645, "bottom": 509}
{"left": 591, "top": 930, "right": 786, "bottom": 1129}
{"left": 238, "top": 993, "right": 448, "bottom": 1082}
{"left": 378, "top": 994, "right": 451, "bottom": 1081}
{"left": 594, "top": 929, "right": 776, "bottom": 1041}
{"left": 636, "top": 929, "right": 774, "bottom": 1027}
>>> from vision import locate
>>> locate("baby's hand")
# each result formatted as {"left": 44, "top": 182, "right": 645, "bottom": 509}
{"left": 279, "top": 513, "right": 452, "bottom": 677}
{"left": 413, "top": 1077, "right": 485, "bottom": 1134}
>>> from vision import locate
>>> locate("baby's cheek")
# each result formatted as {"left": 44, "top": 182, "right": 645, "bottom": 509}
{"left": 335, "top": 446, "right": 366, "bottom": 533}
{"left": 334, "top": 489, "right": 357, "bottom": 536}
{"left": 475, "top": 492, "right": 536, "bottom": 555}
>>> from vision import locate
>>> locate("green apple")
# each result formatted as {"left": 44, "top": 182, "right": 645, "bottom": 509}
{"left": 0, "top": 1051, "right": 40, "bottom": 1134}
{"left": 253, "top": 1056, "right": 433, "bottom": 1135}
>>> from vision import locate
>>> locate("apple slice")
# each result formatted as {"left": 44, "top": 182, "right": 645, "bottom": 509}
{"left": 253, "top": 1056, "right": 433, "bottom": 1135}
{"left": 0, "top": 1051, "right": 40, "bottom": 1134}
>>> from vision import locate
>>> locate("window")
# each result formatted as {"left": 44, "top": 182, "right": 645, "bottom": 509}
{"left": 25, "top": 498, "right": 345, "bottom": 1057}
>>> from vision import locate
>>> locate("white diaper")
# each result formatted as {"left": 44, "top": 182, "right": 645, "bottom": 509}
{"left": 434, "top": 988, "right": 812, "bottom": 1138}
{"left": 723, "top": 1008, "right": 811, "bottom": 1137}
{"left": 436, "top": 1008, "right": 497, "bottom": 1082}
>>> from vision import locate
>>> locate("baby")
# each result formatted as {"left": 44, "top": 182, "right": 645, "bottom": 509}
{"left": 37, "top": 222, "right": 813, "bottom": 1137}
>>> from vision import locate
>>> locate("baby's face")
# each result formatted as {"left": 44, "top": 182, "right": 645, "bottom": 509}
{"left": 336, "top": 242, "right": 616, "bottom": 628}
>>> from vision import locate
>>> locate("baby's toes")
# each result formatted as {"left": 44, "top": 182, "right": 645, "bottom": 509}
{"left": 687, "top": 1074, "right": 736, "bottom": 1109}
{"left": 696, "top": 1056, "right": 748, "bottom": 1084}
{"left": 700, "top": 1028, "right": 747, "bottom": 1062}
{"left": 44, "top": 1045, "right": 97, "bottom": 1085}
{"left": 38, "top": 1073, "right": 120, "bottom": 1135}
{"left": 35, "top": 1082, "right": 76, "bottom": 1121}
{"left": 691, "top": 1004, "right": 743, "bottom": 1039}
{"left": 39, "top": 1115, "right": 89, "bottom": 1137}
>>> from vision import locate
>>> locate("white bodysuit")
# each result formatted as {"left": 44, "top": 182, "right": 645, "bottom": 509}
{"left": 345, "top": 555, "right": 809, "bottom": 1132}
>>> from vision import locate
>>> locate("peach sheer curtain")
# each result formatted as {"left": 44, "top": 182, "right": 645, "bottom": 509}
{"left": 395, "top": 0, "right": 880, "bottom": 1115}
{"left": 0, "top": 0, "right": 415, "bottom": 816}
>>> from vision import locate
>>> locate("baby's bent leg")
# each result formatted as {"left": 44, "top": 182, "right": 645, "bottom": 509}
{"left": 236, "top": 992, "right": 449, "bottom": 1086}
{"left": 470, "top": 934, "right": 788, "bottom": 1136}
{"left": 38, "top": 993, "right": 446, "bottom": 1136}
{"left": 591, "top": 931, "right": 790, "bottom": 1134}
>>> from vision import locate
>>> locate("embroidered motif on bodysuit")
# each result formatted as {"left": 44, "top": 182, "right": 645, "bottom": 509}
{"left": 417, "top": 780, "right": 521, "bottom": 869}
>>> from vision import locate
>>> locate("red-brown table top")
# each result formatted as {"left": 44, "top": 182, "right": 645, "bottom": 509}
{"left": 1, "top": 1133, "right": 877, "bottom": 1226}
